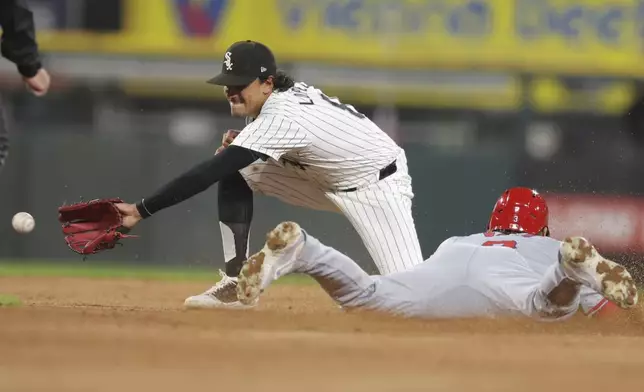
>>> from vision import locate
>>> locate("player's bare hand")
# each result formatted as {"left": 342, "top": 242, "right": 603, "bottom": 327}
{"left": 114, "top": 203, "right": 143, "bottom": 229}
{"left": 215, "top": 130, "right": 240, "bottom": 154}
{"left": 23, "top": 68, "right": 51, "bottom": 97}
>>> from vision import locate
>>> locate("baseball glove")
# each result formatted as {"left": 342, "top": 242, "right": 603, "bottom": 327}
{"left": 58, "top": 198, "right": 136, "bottom": 255}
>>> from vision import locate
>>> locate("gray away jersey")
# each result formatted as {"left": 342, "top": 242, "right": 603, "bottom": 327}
{"left": 232, "top": 82, "right": 401, "bottom": 191}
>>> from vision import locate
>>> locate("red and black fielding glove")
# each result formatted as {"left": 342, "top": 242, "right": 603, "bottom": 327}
{"left": 58, "top": 198, "right": 136, "bottom": 255}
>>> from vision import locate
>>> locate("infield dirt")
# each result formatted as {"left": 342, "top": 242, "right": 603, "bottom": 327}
{"left": 1, "top": 275, "right": 644, "bottom": 391}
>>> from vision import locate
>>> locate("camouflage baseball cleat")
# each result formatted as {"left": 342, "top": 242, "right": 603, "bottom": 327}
{"left": 559, "top": 236, "right": 638, "bottom": 309}
{"left": 237, "top": 221, "right": 305, "bottom": 305}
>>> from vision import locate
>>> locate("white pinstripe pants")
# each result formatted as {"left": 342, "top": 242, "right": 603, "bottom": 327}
{"left": 238, "top": 150, "right": 424, "bottom": 274}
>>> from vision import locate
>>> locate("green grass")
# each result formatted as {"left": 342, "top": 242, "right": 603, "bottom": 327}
{"left": 0, "top": 294, "right": 21, "bottom": 307}
{"left": 0, "top": 260, "right": 314, "bottom": 285}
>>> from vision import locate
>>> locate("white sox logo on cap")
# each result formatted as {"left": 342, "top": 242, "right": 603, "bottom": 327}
{"left": 224, "top": 52, "right": 233, "bottom": 71}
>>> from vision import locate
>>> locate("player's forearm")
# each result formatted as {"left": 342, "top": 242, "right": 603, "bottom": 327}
{"left": 532, "top": 263, "right": 579, "bottom": 320}
{"left": 0, "top": 0, "right": 42, "bottom": 77}
{"left": 135, "top": 146, "right": 263, "bottom": 218}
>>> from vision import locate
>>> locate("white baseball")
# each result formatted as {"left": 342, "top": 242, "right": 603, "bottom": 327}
{"left": 12, "top": 212, "right": 35, "bottom": 234}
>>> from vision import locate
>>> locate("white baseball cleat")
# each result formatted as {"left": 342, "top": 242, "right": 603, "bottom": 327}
{"left": 184, "top": 270, "right": 257, "bottom": 309}
{"left": 559, "top": 236, "right": 638, "bottom": 309}
{"left": 237, "top": 221, "right": 305, "bottom": 305}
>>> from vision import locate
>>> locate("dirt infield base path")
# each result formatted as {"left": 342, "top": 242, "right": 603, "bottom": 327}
{"left": 2, "top": 276, "right": 644, "bottom": 392}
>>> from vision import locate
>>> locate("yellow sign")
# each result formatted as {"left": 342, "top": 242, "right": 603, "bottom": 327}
{"left": 36, "top": 0, "right": 234, "bottom": 58}
{"left": 36, "top": 0, "right": 644, "bottom": 77}
{"left": 530, "top": 77, "right": 636, "bottom": 114}
{"left": 249, "top": 0, "right": 644, "bottom": 76}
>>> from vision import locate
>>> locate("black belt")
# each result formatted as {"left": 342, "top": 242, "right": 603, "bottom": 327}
{"left": 340, "top": 160, "right": 397, "bottom": 192}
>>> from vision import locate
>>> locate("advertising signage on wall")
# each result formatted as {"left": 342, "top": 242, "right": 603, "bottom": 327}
{"left": 34, "top": 0, "right": 644, "bottom": 78}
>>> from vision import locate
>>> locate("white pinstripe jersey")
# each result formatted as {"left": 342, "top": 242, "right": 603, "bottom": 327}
{"left": 231, "top": 82, "right": 401, "bottom": 191}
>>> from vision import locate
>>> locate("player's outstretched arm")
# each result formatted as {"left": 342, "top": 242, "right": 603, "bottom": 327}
{"left": 114, "top": 146, "right": 266, "bottom": 229}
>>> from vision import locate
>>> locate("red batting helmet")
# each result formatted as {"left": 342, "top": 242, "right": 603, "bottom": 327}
{"left": 487, "top": 187, "right": 549, "bottom": 235}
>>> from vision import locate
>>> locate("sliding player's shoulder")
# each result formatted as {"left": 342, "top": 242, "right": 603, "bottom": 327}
{"left": 435, "top": 236, "right": 462, "bottom": 250}
{"left": 516, "top": 235, "right": 561, "bottom": 247}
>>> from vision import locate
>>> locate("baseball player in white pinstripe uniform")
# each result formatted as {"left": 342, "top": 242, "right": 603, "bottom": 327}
{"left": 112, "top": 40, "right": 424, "bottom": 309}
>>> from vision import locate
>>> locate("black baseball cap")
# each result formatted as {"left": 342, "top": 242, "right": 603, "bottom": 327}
{"left": 207, "top": 40, "right": 277, "bottom": 87}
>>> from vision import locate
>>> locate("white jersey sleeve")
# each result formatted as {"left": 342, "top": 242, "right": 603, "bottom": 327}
{"left": 232, "top": 114, "right": 310, "bottom": 161}
{"left": 454, "top": 233, "right": 579, "bottom": 320}
{"left": 508, "top": 234, "right": 607, "bottom": 314}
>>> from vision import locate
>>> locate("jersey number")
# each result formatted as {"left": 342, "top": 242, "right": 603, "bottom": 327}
{"left": 482, "top": 240, "right": 518, "bottom": 249}
{"left": 319, "top": 93, "right": 366, "bottom": 119}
